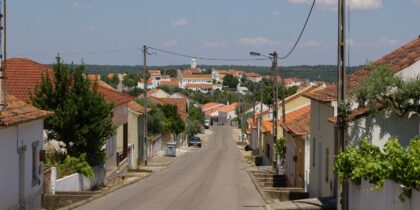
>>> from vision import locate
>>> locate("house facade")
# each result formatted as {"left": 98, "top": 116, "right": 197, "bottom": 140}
{"left": 304, "top": 37, "right": 420, "bottom": 199}
{"left": 218, "top": 102, "right": 239, "bottom": 125}
{"left": 0, "top": 95, "right": 52, "bottom": 210}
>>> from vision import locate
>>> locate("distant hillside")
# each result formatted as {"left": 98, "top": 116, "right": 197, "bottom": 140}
{"left": 80, "top": 64, "right": 362, "bottom": 83}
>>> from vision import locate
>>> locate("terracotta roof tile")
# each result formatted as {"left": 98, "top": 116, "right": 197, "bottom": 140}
{"left": 0, "top": 94, "right": 53, "bottom": 127}
{"left": 201, "top": 102, "right": 224, "bottom": 111}
{"left": 284, "top": 112, "right": 311, "bottom": 136}
{"left": 278, "top": 105, "right": 311, "bottom": 126}
{"left": 306, "top": 37, "right": 420, "bottom": 102}
{"left": 182, "top": 74, "right": 212, "bottom": 79}
{"left": 128, "top": 101, "right": 151, "bottom": 115}
{"left": 185, "top": 83, "right": 213, "bottom": 88}
{"left": 262, "top": 120, "right": 273, "bottom": 133}
{"left": 218, "top": 102, "right": 239, "bottom": 113}
{"left": 147, "top": 96, "right": 188, "bottom": 120}
{"left": 244, "top": 72, "right": 261, "bottom": 77}
{"left": 97, "top": 81, "right": 133, "bottom": 106}
{"left": 5, "top": 58, "right": 54, "bottom": 103}
{"left": 159, "top": 80, "right": 179, "bottom": 86}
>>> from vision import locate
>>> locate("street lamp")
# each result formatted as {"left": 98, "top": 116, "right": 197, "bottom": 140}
{"left": 250, "top": 51, "right": 287, "bottom": 170}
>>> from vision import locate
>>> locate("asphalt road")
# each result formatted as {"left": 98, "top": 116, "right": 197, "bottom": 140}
{"left": 76, "top": 126, "right": 265, "bottom": 210}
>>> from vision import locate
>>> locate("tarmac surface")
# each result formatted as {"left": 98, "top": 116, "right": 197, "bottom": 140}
{"left": 75, "top": 126, "right": 265, "bottom": 210}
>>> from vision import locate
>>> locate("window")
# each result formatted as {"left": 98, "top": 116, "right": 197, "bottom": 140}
{"left": 312, "top": 138, "right": 316, "bottom": 167}
{"left": 32, "top": 141, "right": 40, "bottom": 186}
{"left": 325, "top": 148, "right": 329, "bottom": 182}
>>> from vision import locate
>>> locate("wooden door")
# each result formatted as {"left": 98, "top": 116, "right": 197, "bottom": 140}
{"left": 294, "top": 138, "right": 305, "bottom": 188}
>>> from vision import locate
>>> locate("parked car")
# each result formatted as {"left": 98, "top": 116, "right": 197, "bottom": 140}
{"left": 188, "top": 136, "right": 202, "bottom": 148}
{"left": 204, "top": 119, "right": 210, "bottom": 129}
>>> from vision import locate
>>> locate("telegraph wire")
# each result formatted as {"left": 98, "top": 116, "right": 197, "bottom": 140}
{"left": 147, "top": 46, "right": 269, "bottom": 61}
{"left": 278, "top": 0, "right": 316, "bottom": 60}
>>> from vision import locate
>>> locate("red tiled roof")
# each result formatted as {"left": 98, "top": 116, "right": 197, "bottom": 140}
{"left": 305, "top": 37, "right": 420, "bottom": 102}
{"left": 159, "top": 80, "right": 179, "bottom": 86}
{"left": 0, "top": 94, "right": 53, "bottom": 127}
{"left": 147, "top": 96, "right": 188, "bottom": 121}
{"left": 204, "top": 105, "right": 225, "bottom": 117}
{"left": 87, "top": 74, "right": 101, "bottom": 80}
{"left": 182, "top": 74, "right": 212, "bottom": 79}
{"left": 128, "top": 101, "right": 151, "bottom": 115}
{"left": 185, "top": 83, "right": 213, "bottom": 89}
{"left": 218, "top": 102, "right": 239, "bottom": 113}
{"left": 262, "top": 120, "right": 273, "bottom": 133}
{"left": 202, "top": 102, "right": 224, "bottom": 111}
{"left": 244, "top": 72, "right": 261, "bottom": 77}
{"left": 284, "top": 111, "right": 311, "bottom": 136}
{"left": 97, "top": 81, "right": 133, "bottom": 106}
{"left": 278, "top": 105, "right": 311, "bottom": 126}
{"left": 5, "top": 58, "right": 54, "bottom": 103}
{"left": 247, "top": 117, "right": 257, "bottom": 128}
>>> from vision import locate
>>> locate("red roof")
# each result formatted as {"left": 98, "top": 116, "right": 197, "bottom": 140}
{"left": 278, "top": 105, "right": 311, "bottom": 126}
{"left": 148, "top": 70, "right": 161, "bottom": 76}
{"left": 5, "top": 58, "right": 54, "bottom": 103}
{"left": 202, "top": 102, "right": 224, "bottom": 111}
{"left": 97, "top": 81, "right": 133, "bottom": 106}
{"left": 262, "top": 120, "right": 273, "bottom": 133}
{"left": 185, "top": 83, "right": 213, "bottom": 89}
{"left": 0, "top": 94, "right": 53, "bottom": 127}
{"left": 128, "top": 101, "right": 151, "bottom": 115}
{"left": 244, "top": 72, "right": 261, "bottom": 77}
{"left": 204, "top": 105, "right": 225, "bottom": 117}
{"left": 159, "top": 80, "right": 179, "bottom": 86}
{"left": 182, "top": 74, "right": 212, "bottom": 79}
{"left": 284, "top": 112, "right": 311, "bottom": 136}
{"left": 147, "top": 96, "right": 188, "bottom": 121}
{"left": 218, "top": 102, "right": 239, "bottom": 113}
{"left": 305, "top": 37, "right": 420, "bottom": 102}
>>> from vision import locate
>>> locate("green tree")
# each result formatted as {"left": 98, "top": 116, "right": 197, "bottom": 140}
{"left": 32, "top": 56, "right": 115, "bottom": 165}
{"left": 223, "top": 74, "right": 239, "bottom": 88}
{"left": 103, "top": 74, "right": 119, "bottom": 89}
{"left": 122, "top": 73, "right": 140, "bottom": 87}
{"left": 185, "top": 120, "right": 201, "bottom": 137}
{"left": 188, "top": 105, "right": 204, "bottom": 124}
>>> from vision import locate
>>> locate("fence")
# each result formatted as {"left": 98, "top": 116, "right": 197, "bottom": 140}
{"left": 349, "top": 179, "right": 420, "bottom": 210}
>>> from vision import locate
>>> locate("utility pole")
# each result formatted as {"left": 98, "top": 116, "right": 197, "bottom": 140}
{"left": 271, "top": 51, "right": 278, "bottom": 154}
{"left": 337, "top": 0, "right": 347, "bottom": 209}
{"left": 279, "top": 64, "right": 286, "bottom": 136}
{"left": 142, "top": 45, "right": 148, "bottom": 166}
{"left": 0, "top": 0, "right": 6, "bottom": 112}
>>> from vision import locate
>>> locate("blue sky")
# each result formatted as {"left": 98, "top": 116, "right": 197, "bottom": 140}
{"left": 8, "top": 0, "right": 420, "bottom": 66}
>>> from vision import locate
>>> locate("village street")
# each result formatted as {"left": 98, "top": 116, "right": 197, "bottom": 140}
{"left": 76, "top": 126, "right": 265, "bottom": 210}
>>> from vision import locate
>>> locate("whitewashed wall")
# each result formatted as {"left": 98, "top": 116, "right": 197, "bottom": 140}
{"left": 128, "top": 110, "right": 139, "bottom": 169}
{"left": 308, "top": 100, "right": 336, "bottom": 198}
{"left": 347, "top": 111, "right": 419, "bottom": 150}
{"left": 349, "top": 180, "right": 419, "bottom": 210}
{"left": 0, "top": 119, "right": 44, "bottom": 210}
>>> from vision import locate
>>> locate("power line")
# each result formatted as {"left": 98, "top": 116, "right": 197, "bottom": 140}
{"left": 278, "top": 0, "right": 316, "bottom": 60}
{"left": 147, "top": 46, "right": 269, "bottom": 61}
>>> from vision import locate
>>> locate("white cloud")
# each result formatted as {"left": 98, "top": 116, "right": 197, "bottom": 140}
{"left": 164, "top": 40, "right": 178, "bottom": 47}
{"left": 301, "top": 40, "right": 322, "bottom": 47}
{"left": 202, "top": 41, "right": 227, "bottom": 48}
{"left": 287, "top": 0, "right": 382, "bottom": 10}
{"left": 239, "top": 36, "right": 278, "bottom": 47}
{"left": 171, "top": 18, "right": 188, "bottom": 27}
{"left": 69, "top": 2, "right": 91, "bottom": 10}
{"left": 271, "top": 10, "right": 280, "bottom": 16}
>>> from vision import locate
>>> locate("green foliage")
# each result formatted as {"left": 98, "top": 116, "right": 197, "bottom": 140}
{"left": 122, "top": 73, "right": 140, "bottom": 87}
{"left": 223, "top": 74, "right": 239, "bottom": 88}
{"left": 274, "top": 137, "right": 286, "bottom": 159}
{"left": 159, "top": 104, "right": 185, "bottom": 135}
{"left": 188, "top": 105, "right": 204, "bottom": 124}
{"left": 349, "top": 64, "right": 420, "bottom": 116}
{"left": 32, "top": 56, "right": 115, "bottom": 166}
{"left": 147, "top": 109, "right": 164, "bottom": 135}
{"left": 185, "top": 120, "right": 202, "bottom": 137}
{"left": 126, "top": 87, "right": 144, "bottom": 97}
{"left": 102, "top": 74, "right": 119, "bottom": 89}
{"left": 58, "top": 154, "right": 95, "bottom": 180}
{"left": 334, "top": 137, "right": 420, "bottom": 201}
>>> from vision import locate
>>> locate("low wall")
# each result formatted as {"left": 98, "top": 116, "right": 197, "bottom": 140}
{"left": 349, "top": 180, "right": 419, "bottom": 210}
{"left": 56, "top": 173, "right": 91, "bottom": 192}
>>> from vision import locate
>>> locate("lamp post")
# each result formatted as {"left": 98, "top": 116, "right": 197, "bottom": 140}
{"left": 250, "top": 51, "right": 286, "bottom": 171}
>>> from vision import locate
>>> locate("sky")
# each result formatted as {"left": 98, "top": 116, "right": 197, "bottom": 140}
{"left": 7, "top": 0, "right": 420, "bottom": 67}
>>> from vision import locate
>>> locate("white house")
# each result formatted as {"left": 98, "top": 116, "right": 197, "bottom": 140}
{"left": 218, "top": 102, "right": 240, "bottom": 125}
{"left": 304, "top": 37, "right": 420, "bottom": 199}
{"left": 245, "top": 102, "right": 269, "bottom": 114}
{"left": 180, "top": 73, "right": 213, "bottom": 92}
{"left": 0, "top": 95, "right": 52, "bottom": 210}
{"left": 127, "top": 101, "right": 149, "bottom": 169}
{"left": 244, "top": 72, "right": 263, "bottom": 83}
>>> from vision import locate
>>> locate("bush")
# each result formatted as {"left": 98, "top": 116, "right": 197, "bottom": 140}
{"left": 57, "top": 154, "right": 95, "bottom": 180}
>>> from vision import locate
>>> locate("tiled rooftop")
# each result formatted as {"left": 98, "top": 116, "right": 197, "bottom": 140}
{"left": 5, "top": 58, "right": 54, "bottom": 103}
{"left": 97, "top": 81, "right": 133, "bottom": 106}
{"left": 0, "top": 94, "right": 53, "bottom": 127}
